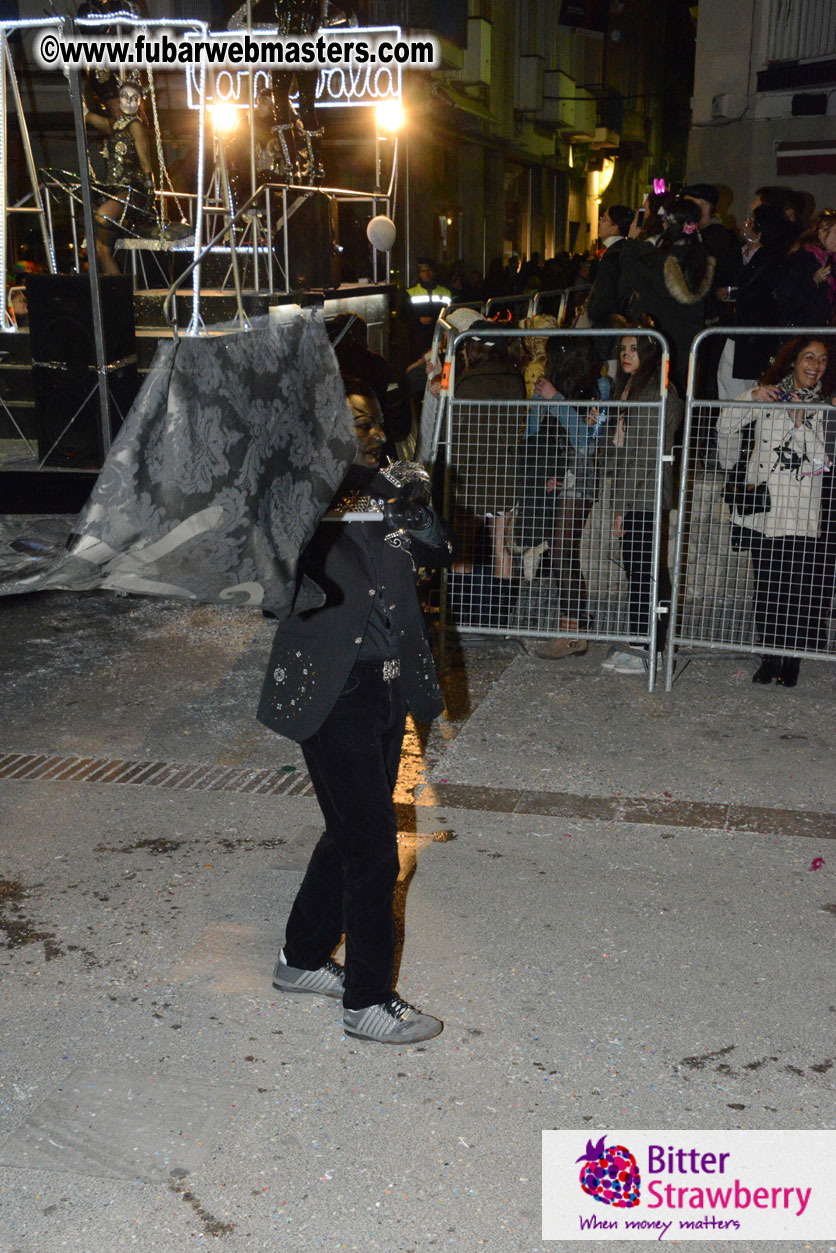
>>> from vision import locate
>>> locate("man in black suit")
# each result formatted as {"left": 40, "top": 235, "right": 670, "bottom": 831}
{"left": 585, "top": 204, "right": 634, "bottom": 327}
{"left": 257, "top": 379, "right": 452, "bottom": 1045}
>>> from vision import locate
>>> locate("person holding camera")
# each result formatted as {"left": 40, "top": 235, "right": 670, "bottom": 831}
{"left": 257, "top": 379, "right": 452, "bottom": 1045}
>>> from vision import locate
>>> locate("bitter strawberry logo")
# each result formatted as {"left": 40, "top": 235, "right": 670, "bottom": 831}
{"left": 577, "top": 1136, "right": 641, "bottom": 1208}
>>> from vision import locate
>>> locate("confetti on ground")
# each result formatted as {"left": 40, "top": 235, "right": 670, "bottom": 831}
{"left": 810, "top": 857, "right": 825, "bottom": 872}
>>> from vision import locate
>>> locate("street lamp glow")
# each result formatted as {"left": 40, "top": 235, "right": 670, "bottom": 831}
{"left": 599, "top": 157, "right": 615, "bottom": 194}
{"left": 375, "top": 100, "right": 405, "bottom": 134}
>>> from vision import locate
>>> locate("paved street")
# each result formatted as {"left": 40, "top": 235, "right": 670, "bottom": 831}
{"left": 2, "top": 570, "right": 836, "bottom": 1252}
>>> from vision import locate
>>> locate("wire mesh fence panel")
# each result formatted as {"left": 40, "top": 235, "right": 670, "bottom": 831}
{"left": 668, "top": 328, "right": 836, "bottom": 688}
{"left": 415, "top": 368, "right": 443, "bottom": 465}
{"left": 441, "top": 333, "right": 672, "bottom": 671}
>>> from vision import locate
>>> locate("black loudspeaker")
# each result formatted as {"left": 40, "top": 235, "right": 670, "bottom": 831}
{"left": 287, "top": 192, "right": 341, "bottom": 290}
{"left": 27, "top": 274, "right": 138, "bottom": 468}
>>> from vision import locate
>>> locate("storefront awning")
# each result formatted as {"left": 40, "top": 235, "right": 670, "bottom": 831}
{"left": 776, "top": 138, "right": 836, "bottom": 175}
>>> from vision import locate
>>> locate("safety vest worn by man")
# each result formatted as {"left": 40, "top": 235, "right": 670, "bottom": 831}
{"left": 406, "top": 276, "right": 452, "bottom": 354}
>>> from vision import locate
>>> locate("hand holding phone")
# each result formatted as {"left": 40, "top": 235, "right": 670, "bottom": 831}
{"left": 630, "top": 198, "right": 648, "bottom": 237}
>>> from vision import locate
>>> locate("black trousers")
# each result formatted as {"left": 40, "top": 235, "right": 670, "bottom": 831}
{"left": 749, "top": 533, "right": 824, "bottom": 653}
{"left": 549, "top": 495, "right": 594, "bottom": 623}
{"left": 621, "top": 510, "right": 671, "bottom": 651}
{"left": 283, "top": 661, "right": 407, "bottom": 1012}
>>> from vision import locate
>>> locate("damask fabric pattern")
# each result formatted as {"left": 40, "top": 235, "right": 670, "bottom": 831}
{"left": 1, "top": 315, "right": 355, "bottom": 616}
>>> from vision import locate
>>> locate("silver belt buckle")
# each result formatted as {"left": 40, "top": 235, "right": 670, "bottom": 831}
{"left": 382, "top": 658, "right": 400, "bottom": 682}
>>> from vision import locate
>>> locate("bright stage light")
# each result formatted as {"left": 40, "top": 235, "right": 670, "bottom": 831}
{"left": 375, "top": 100, "right": 405, "bottom": 134}
{"left": 209, "top": 102, "right": 240, "bottom": 134}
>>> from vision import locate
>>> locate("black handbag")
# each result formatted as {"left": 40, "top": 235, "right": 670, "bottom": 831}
{"left": 722, "top": 420, "right": 771, "bottom": 516}
{"left": 722, "top": 478, "right": 771, "bottom": 515}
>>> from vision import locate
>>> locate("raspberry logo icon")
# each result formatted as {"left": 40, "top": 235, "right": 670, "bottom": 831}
{"left": 577, "top": 1136, "right": 641, "bottom": 1208}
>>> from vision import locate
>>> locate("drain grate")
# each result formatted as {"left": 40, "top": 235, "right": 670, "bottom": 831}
{"left": 0, "top": 751, "right": 314, "bottom": 797}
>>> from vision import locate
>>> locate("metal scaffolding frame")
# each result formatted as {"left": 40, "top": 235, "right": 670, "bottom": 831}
{"left": 0, "top": 17, "right": 61, "bottom": 333}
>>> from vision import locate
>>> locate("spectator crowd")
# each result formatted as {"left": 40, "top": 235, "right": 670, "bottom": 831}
{"left": 352, "top": 179, "right": 836, "bottom": 687}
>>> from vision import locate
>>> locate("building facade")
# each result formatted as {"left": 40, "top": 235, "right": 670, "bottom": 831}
{"left": 386, "top": 0, "right": 684, "bottom": 276}
{"left": 5, "top": 0, "right": 687, "bottom": 288}
{"left": 688, "top": 0, "right": 836, "bottom": 225}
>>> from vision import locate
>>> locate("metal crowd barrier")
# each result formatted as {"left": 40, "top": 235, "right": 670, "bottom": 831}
{"left": 531, "top": 285, "right": 593, "bottom": 326}
{"left": 666, "top": 325, "right": 836, "bottom": 690}
{"left": 485, "top": 292, "right": 534, "bottom": 320}
{"left": 414, "top": 317, "right": 449, "bottom": 468}
{"left": 415, "top": 289, "right": 595, "bottom": 467}
{"left": 435, "top": 321, "right": 673, "bottom": 688}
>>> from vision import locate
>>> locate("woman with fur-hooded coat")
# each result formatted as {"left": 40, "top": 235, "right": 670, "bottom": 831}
{"left": 618, "top": 199, "right": 716, "bottom": 393}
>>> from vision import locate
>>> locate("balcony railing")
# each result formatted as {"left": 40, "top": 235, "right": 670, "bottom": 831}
{"left": 764, "top": 0, "right": 836, "bottom": 65}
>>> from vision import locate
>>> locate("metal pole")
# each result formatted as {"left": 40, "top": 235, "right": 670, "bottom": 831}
{"left": 665, "top": 334, "right": 700, "bottom": 692}
{"left": 68, "top": 67, "right": 113, "bottom": 456}
{"left": 266, "top": 186, "right": 273, "bottom": 293}
{"left": 385, "top": 136, "right": 398, "bottom": 286}
{"left": 213, "top": 116, "right": 248, "bottom": 329}
{"left": 282, "top": 186, "right": 290, "bottom": 294}
{"left": 647, "top": 343, "right": 671, "bottom": 693}
{"left": 373, "top": 126, "right": 381, "bottom": 281}
{"left": 189, "top": 59, "right": 208, "bottom": 334}
{"left": 68, "top": 190, "right": 80, "bottom": 273}
{"left": 404, "top": 129, "right": 410, "bottom": 288}
{"left": 4, "top": 39, "right": 57, "bottom": 275}
{"left": 247, "top": 0, "right": 257, "bottom": 205}
{"left": 44, "top": 185, "right": 56, "bottom": 267}
{"left": 0, "top": 30, "right": 10, "bottom": 330}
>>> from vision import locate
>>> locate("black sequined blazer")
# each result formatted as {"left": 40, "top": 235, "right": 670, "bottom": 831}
{"left": 256, "top": 512, "right": 450, "bottom": 743}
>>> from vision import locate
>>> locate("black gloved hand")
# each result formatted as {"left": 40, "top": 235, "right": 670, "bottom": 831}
{"left": 384, "top": 477, "right": 432, "bottom": 531}
{"left": 383, "top": 494, "right": 431, "bottom": 534}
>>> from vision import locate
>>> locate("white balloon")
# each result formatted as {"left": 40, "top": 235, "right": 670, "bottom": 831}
{"left": 366, "top": 215, "right": 397, "bottom": 251}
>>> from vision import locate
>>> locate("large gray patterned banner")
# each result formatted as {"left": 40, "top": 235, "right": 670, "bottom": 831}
{"left": 1, "top": 314, "right": 355, "bottom": 615}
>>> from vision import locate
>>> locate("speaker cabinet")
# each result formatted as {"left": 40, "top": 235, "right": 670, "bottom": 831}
{"left": 27, "top": 274, "right": 138, "bottom": 468}
{"left": 287, "top": 192, "right": 341, "bottom": 290}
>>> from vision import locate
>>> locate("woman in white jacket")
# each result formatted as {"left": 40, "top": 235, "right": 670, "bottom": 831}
{"left": 716, "top": 336, "right": 834, "bottom": 686}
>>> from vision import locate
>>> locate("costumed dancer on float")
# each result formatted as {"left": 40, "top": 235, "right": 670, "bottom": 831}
{"left": 229, "top": 0, "right": 343, "bottom": 182}
{"left": 83, "top": 79, "right": 154, "bottom": 276}
{"left": 257, "top": 380, "right": 453, "bottom": 1045}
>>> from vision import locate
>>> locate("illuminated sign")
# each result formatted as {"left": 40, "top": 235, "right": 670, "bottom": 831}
{"left": 185, "top": 27, "right": 402, "bottom": 110}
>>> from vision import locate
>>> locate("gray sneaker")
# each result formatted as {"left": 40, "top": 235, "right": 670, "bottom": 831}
{"left": 343, "top": 995, "right": 443, "bottom": 1044}
{"left": 272, "top": 948, "right": 344, "bottom": 999}
{"left": 611, "top": 650, "right": 648, "bottom": 675}
{"left": 602, "top": 648, "right": 646, "bottom": 674}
